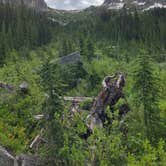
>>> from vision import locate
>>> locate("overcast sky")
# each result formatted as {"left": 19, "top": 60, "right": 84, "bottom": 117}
{"left": 45, "top": 0, "right": 104, "bottom": 10}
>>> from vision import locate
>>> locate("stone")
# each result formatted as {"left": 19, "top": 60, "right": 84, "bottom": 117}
{"left": 16, "top": 154, "right": 41, "bottom": 166}
{"left": 0, "top": 146, "right": 17, "bottom": 166}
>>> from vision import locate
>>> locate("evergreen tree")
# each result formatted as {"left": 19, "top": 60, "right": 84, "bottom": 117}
{"left": 40, "top": 60, "right": 65, "bottom": 165}
{"left": 79, "top": 37, "right": 86, "bottom": 58}
{"left": 14, "top": 10, "right": 24, "bottom": 49}
{"left": 0, "top": 22, "right": 8, "bottom": 65}
{"left": 6, "top": 25, "right": 13, "bottom": 50}
{"left": 0, "top": 3, "right": 53, "bottom": 55}
{"left": 86, "top": 39, "right": 95, "bottom": 61}
{"left": 133, "top": 52, "right": 159, "bottom": 140}
{"left": 59, "top": 40, "right": 73, "bottom": 57}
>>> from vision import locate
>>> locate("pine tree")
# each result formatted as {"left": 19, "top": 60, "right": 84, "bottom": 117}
{"left": 59, "top": 40, "right": 73, "bottom": 57}
{"left": 40, "top": 59, "right": 65, "bottom": 165}
{"left": 133, "top": 51, "right": 159, "bottom": 140}
{"left": 14, "top": 9, "right": 24, "bottom": 49}
{"left": 79, "top": 37, "right": 86, "bottom": 58}
{"left": 86, "top": 39, "right": 95, "bottom": 61}
{"left": 133, "top": 9, "right": 140, "bottom": 40}
{"left": 7, "top": 25, "right": 13, "bottom": 50}
{"left": 0, "top": 22, "right": 8, "bottom": 65}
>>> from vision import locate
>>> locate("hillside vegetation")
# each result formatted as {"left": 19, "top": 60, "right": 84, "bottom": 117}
{"left": 0, "top": 3, "right": 166, "bottom": 165}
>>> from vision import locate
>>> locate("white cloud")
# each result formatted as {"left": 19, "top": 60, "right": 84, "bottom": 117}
{"left": 45, "top": 0, "right": 104, "bottom": 10}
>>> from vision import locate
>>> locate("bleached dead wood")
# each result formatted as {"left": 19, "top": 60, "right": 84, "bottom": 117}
{"left": 30, "top": 135, "right": 41, "bottom": 149}
{"left": 63, "top": 96, "right": 94, "bottom": 102}
{"left": 0, "top": 81, "right": 15, "bottom": 91}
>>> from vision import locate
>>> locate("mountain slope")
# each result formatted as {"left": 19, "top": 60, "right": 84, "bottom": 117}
{"left": 0, "top": 0, "right": 48, "bottom": 11}
{"left": 23, "top": 0, "right": 48, "bottom": 11}
{"left": 103, "top": 0, "right": 166, "bottom": 10}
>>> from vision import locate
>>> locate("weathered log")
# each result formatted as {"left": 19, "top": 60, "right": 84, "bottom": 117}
{"left": 63, "top": 96, "right": 94, "bottom": 102}
{"left": 0, "top": 82, "right": 15, "bottom": 91}
{"left": 33, "top": 114, "right": 44, "bottom": 120}
{"left": 29, "top": 129, "right": 46, "bottom": 152}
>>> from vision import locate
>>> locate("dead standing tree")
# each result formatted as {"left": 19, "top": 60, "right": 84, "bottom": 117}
{"left": 85, "top": 73, "right": 130, "bottom": 135}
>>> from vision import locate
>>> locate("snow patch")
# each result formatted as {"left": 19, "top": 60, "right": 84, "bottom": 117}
{"left": 108, "top": 3, "right": 124, "bottom": 10}
{"left": 132, "top": 1, "right": 146, "bottom": 6}
{"left": 144, "top": 3, "right": 166, "bottom": 11}
{"left": 48, "top": 17, "right": 68, "bottom": 26}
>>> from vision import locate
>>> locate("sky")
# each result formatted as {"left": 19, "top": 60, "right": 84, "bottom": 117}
{"left": 45, "top": 0, "right": 104, "bottom": 10}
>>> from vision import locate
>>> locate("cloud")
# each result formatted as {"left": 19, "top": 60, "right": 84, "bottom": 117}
{"left": 45, "top": 0, "right": 104, "bottom": 10}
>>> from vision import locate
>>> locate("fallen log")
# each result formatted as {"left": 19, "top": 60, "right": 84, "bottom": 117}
{"left": 0, "top": 81, "right": 15, "bottom": 91}
{"left": 63, "top": 96, "right": 94, "bottom": 102}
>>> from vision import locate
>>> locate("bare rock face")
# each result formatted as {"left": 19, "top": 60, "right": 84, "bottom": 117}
{"left": 60, "top": 51, "right": 81, "bottom": 65}
{"left": 103, "top": 0, "right": 166, "bottom": 10}
{"left": 16, "top": 154, "right": 41, "bottom": 166}
{"left": 103, "top": 0, "right": 121, "bottom": 5}
{"left": 0, "top": 146, "right": 41, "bottom": 166}
{"left": 23, "top": 0, "right": 48, "bottom": 11}
{"left": 0, "top": 0, "right": 48, "bottom": 11}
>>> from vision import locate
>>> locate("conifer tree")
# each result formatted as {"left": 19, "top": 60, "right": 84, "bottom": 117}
{"left": 59, "top": 40, "right": 73, "bottom": 57}
{"left": 0, "top": 22, "right": 8, "bottom": 65}
{"left": 86, "top": 39, "right": 95, "bottom": 61}
{"left": 40, "top": 60, "right": 65, "bottom": 165}
{"left": 15, "top": 9, "right": 24, "bottom": 49}
{"left": 7, "top": 25, "right": 13, "bottom": 50}
{"left": 133, "top": 52, "right": 159, "bottom": 140}
{"left": 79, "top": 37, "right": 86, "bottom": 58}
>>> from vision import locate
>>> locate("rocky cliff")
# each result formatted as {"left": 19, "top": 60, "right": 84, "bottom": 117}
{"left": 103, "top": 0, "right": 166, "bottom": 10}
{"left": 0, "top": 0, "right": 48, "bottom": 11}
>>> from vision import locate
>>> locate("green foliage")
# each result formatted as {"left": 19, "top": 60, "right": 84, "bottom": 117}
{"left": 59, "top": 40, "right": 74, "bottom": 57}
{"left": 79, "top": 100, "right": 92, "bottom": 111}
{"left": 40, "top": 60, "right": 66, "bottom": 165}
{"left": 0, "top": 4, "right": 165, "bottom": 165}
{"left": 0, "top": 2, "right": 54, "bottom": 65}
{"left": 59, "top": 62, "right": 87, "bottom": 91}
{"left": 127, "top": 139, "right": 166, "bottom": 165}
{"left": 0, "top": 50, "right": 44, "bottom": 153}
{"left": 133, "top": 52, "right": 163, "bottom": 141}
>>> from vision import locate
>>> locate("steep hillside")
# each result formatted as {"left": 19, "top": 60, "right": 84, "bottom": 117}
{"left": 0, "top": 0, "right": 48, "bottom": 11}
{"left": 103, "top": 0, "right": 166, "bottom": 10}
{"left": 0, "top": 2, "right": 165, "bottom": 166}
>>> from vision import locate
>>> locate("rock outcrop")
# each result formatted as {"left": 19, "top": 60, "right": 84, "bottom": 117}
{"left": 22, "top": 0, "right": 48, "bottom": 11}
{"left": 16, "top": 154, "right": 41, "bottom": 166}
{"left": 102, "top": 0, "right": 166, "bottom": 10}
{"left": 0, "top": 146, "right": 41, "bottom": 166}
{"left": 0, "top": 0, "right": 48, "bottom": 11}
{"left": 0, "top": 146, "right": 17, "bottom": 166}
{"left": 60, "top": 52, "right": 81, "bottom": 65}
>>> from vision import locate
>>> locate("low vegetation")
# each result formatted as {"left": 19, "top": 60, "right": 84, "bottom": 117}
{"left": 0, "top": 3, "right": 165, "bottom": 165}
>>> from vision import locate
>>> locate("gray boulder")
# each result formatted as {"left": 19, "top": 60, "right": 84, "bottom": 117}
{"left": 0, "top": 146, "right": 17, "bottom": 166}
{"left": 16, "top": 154, "right": 41, "bottom": 166}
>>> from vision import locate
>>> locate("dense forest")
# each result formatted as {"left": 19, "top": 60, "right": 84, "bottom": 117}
{"left": 0, "top": 2, "right": 166, "bottom": 165}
